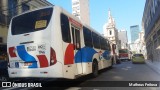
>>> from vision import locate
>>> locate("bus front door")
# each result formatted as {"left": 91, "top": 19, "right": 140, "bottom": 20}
{"left": 71, "top": 26, "right": 83, "bottom": 75}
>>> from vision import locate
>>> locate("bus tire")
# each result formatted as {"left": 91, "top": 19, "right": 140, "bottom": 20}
{"left": 92, "top": 60, "right": 98, "bottom": 77}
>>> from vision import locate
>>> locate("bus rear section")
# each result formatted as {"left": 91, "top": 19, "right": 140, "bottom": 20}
{"left": 119, "top": 49, "right": 130, "bottom": 61}
{"left": 7, "top": 7, "right": 63, "bottom": 78}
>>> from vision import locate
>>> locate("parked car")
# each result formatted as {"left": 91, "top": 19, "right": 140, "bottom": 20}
{"left": 132, "top": 54, "right": 145, "bottom": 64}
{"left": 0, "top": 44, "right": 9, "bottom": 81}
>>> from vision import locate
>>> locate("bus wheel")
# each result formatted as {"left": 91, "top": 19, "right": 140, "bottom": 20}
{"left": 92, "top": 60, "right": 98, "bottom": 77}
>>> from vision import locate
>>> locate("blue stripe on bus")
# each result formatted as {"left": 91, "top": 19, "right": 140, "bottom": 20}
{"left": 75, "top": 47, "right": 97, "bottom": 63}
{"left": 75, "top": 47, "right": 111, "bottom": 63}
{"left": 102, "top": 51, "right": 111, "bottom": 60}
{"left": 17, "top": 45, "right": 37, "bottom": 68}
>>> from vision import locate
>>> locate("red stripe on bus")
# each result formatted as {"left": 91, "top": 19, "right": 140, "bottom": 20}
{"left": 9, "top": 47, "right": 17, "bottom": 57}
{"left": 37, "top": 55, "right": 49, "bottom": 68}
{"left": 64, "top": 44, "right": 74, "bottom": 65}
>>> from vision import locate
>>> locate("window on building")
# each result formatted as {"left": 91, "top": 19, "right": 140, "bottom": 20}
{"left": 158, "top": 0, "right": 160, "bottom": 6}
{"left": 22, "top": 3, "right": 30, "bottom": 12}
{"left": 150, "top": 10, "right": 153, "bottom": 21}
{"left": 157, "top": 29, "right": 160, "bottom": 36}
{"left": 72, "top": 1, "right": 79, "bottom": 5}
{"left": 8, "top": 0, "right": 18, "bottom": 17}
{"left": 0, "top": 0, "right": 2, "bottom": 11}
{"left": 154, "top": 39, "right": 157, "bottom": 49}
{"left": 0, "top": 37, "right": 3, "bottom": 43}
{"left": 72, "top": 7, "right": 76, "bottom": 11}
{"left": 109, "top": 30, "right": 112, "bottom": 35}
{"left": 158, "top": 36, "right": 160, "bottom": 45}
{"left": 61, "top": 13, "right": 71, "bottom": 43}
{"left": 74, "top": 14, "right": 80, "bottom": 17}
{"left": 77, "top": 6, "right": 80, "bottom": 10}
{"left": 153, "top": 33, "right": 157, "bottom": 40}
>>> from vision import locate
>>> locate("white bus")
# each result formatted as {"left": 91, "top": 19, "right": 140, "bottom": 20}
{"left": 7, "top": 6, "right": 113, "bottom": 79}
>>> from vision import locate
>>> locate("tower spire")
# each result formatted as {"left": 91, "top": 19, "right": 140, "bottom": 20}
{"left": 108, "top": 8, "right": 112, "bottom": 19}
{"left": 108, "top": 9, "right": 115, "bottom": 27}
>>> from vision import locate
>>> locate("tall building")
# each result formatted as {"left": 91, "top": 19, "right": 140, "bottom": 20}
{"left": 72, "top": 0, "right": 90, "bottom": 25}
{"left": 103, "top": 9, "right": 120, "bottom": 63}
{"left": 130, "top": 25, "right": 139, "bottom": 43}
{"left": 118, "top": 30, "right": 128, "bottom": 49}
{"left": 0, "top": 0, "right": 52, "bottom": 44}
{"left": 142, "top": 0, "right": 160, "bottom": 61}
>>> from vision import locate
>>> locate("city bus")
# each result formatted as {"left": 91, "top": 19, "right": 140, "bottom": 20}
{"left": 119, "top": 49, "right": 131, "bottom": 61}
{"left": 7, "top": 6, "right": 113, "bottom": 79}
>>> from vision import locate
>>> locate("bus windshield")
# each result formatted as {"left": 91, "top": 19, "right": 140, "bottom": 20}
{"left": 119, "top": 49, "right": 128, "bottom": 53}
{"left": 11, "top": 7, "right": 53, "bottom": 35}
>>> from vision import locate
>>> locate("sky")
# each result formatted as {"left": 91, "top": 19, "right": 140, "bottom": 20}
{"left": 47, "top": 0, "right": 146, "bottom": 43}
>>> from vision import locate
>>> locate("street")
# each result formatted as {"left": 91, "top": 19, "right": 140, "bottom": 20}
{"left": 89, "top": 61, "right": 160, "bottom": 81}
{"left": 1, "top": 61, "right": 160, "bottom": 90}
{"left": 0, "top": 0, "right": 160, "bottom": 90}
{"left": 36, "top": 61, "right": 160, "bottom": 90}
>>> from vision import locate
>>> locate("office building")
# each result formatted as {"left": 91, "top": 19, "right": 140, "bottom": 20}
{"left": 142, "top": 0, "right": 160, "bottom": 61}
{"left": 118, "top": 30, "right": 128, "bottom": 49}
{"left": 72, "top": 0, "right": 90, "bottom": 25}
{"left": 130, "top": 25, "right": 139, "bottom": 43}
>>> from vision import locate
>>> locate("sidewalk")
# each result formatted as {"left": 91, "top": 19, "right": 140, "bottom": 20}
{"left": 145, "top": 60, "right": 160, "bottom": 75}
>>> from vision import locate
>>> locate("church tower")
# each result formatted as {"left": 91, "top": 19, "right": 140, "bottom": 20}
{"left": 103, "top": 9, "right": 118, "bottom": 45}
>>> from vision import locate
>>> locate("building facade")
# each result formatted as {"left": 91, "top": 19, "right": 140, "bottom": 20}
{"left": 0, "top": 0, "right": 52, "bottom": 44}
{"left": 103, "top": 10, "right": 119, "bottom": 44}
{"left": 72, "top": 0, "right": 90, "bottom": 25}
{"left": 103, "top": 10, "right": 120, "bottom": 63}
{"left": 130, "top": 25, "right": 139, "bottom": 43}
{"left": 132, "top": 31, "right": 145, "bottom": 53}
{"left": 142, "top": 0, "right": 160, "bottom": 61}
{"left": 118, "top": 30, "right": 128, "bottom": 49}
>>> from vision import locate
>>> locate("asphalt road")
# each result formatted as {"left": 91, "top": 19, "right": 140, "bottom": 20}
{"left": 1, "top": 61, "right": 160, "bottom": 90}
{"left": 31, "top": 61, "right": 160, "bottom": 90}
{"left": 89, "top": 61, "right": 160, "bottom": 81}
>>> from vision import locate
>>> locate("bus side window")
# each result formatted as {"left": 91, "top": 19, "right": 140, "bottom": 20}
{"left": 107, "top": 41, "right": 111, "bottom": 51}
{"left": 83, "top": 27, "right": 93, "bottom": 47}
{"left": 100, "top": 38, "right": 106, "bottom": 50}
{"left": 60, "top": 14, "right": 71, "bottom": 43}
{"left": 92, "top": 32, "right": 100, "bottom": 49}
{"left": 100, "top": 37, "right": 103, "bottom": 49}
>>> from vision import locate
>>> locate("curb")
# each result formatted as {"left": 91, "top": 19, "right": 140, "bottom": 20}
{"left": 145, "top": 60, "right": 160, "bottom": 75}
